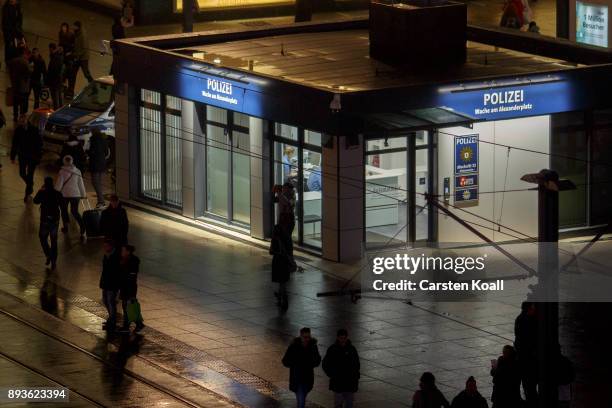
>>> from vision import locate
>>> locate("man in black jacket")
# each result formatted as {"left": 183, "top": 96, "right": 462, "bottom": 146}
{"left": 100, "top": 239, "right": 121, "bottom": 332}
{"left": 11, "top": 114, "right": 43, "bottom": 201}
{"left": 28, "top": 48, "right": 46, "bottom": 109}
{"left": 282, "top": 327, "right": 321, "bottom": 408}
{"left": 47, "top": 43, "right": 64, "bottom": 109}
{"left": 322, "top": 329, "right": 360, "bottom": 408}
{"left": 7, "top": 46, "right": 32, "bottom": 121}
{"left": 100, "top": 194, "right": 129, "bottom": 245}
{"left": 33, "top": 177, "right": 63, "bottom": 270}
{"left": 88, "top": 129, "right": 108, "bottom": 207}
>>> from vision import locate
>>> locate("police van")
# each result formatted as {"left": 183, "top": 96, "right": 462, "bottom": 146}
{"left": 42, "top": 75, "right": 115, "bottom": 161}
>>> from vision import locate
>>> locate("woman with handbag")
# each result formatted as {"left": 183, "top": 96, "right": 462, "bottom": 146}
{"left": 55, "top": 155, "right": 86, "bottom": 238}
{"left": 119, "top": 244, "right": 143, "bottom": 332}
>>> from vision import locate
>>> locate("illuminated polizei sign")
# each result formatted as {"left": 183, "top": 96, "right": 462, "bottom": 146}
{"left": 202, "top": 77, "right": 238, "bottom": 105}
{"left": 576, "top": 1, "right": 609, "bottom": 47}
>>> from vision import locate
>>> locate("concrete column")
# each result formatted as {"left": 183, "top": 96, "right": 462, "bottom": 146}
{"left": 114, "top": 82, "right": 130, "bottom": 201}
{"left": 250, "top": 118, "right": 272, "bottom": 239}
{"left": 181, "top": 100, "right": 195, "bottom": 218}
{"left": 321, "top": 135, "right": 364, "bottom": 262}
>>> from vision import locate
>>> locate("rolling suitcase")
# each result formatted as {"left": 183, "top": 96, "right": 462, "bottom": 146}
{"left": 82, "top": 200, "right": 103, "bottom": 237}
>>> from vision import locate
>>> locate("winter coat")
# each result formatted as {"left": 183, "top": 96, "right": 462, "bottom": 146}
{"left": 33, "top": 187, "right": 64, "bottom": 222}
{"left": 1, "top": 3, "right": 22, "bottom": 41}
{"left": 88, "top": 132, "right": 108, "bottom": 173}
{"left": 58, "top": 30, "right": 75, "bottom": 57}
{"left": 29, "top": 55, "right": 46, "bottom": 88}
{"left": 10, "top": 124, "right": 42, "bottom": 163}
{"left": 270, "top": 224, "right": 292, "bottom": 283}
{"left": 282, "top": 337, "right": 321, "bottom": 393}
{"left": 322, "top": 340, "right": 360, "bottom": 393}
{"left": 100, "top": 248, "right": 121, "bottom": 290}
{"left": 491, "top": 356, "right": 522, "bottom": 407}
{"left": 46, "top": 50, "right": 64, "bottom": 87}
{"left": 8, "top": 55, "right": 32, "bottom": 94}
{"left": 450, "top": 390, "right": 488, "bottom": 408}
{"left": 55, "top": 165, "right": 86, "bottom": 199}
{"left": 100, "top": 204, "right": 129, "bottom": 245}
{"left": 73, "top": 28, "right": 88, "bottom": 61}
{"left": 119, "top": 254, "right": 139, "bottom": 300}
{"left": 59, "top": 140, "right": 86, "bottom": 171}
{"left": 412, "top": 388, "right": 450, "bottom": 408}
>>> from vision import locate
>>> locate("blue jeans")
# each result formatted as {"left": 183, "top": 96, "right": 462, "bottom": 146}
{"left": 295, "top": 385, "right": 308, "bottom": 408}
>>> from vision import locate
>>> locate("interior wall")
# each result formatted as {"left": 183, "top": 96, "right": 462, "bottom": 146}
{"left": 438, "top": 116, "right": 550, "bottom": 242}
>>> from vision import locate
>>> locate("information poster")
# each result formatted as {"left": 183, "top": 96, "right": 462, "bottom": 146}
{"left": 576, "top": 1, "right": 609, "bottom": 47}
{"left": 454, "top": 135, "right": 479, "bottom": 206}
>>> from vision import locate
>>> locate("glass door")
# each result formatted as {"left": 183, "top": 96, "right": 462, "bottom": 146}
{"left": 206, "top": 124, "right": 230, "bottom": 219}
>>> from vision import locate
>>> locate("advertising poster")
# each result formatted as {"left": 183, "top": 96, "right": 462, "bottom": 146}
{"left": 576, "top": 1, "right": 609, "bottom": 47}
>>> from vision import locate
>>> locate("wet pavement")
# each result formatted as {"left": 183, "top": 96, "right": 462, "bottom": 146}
{"left": 0, "top": 1, "right": 609, "bottom": 407}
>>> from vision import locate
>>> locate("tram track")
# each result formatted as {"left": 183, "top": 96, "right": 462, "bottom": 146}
{"left": 0, "top": 305, "right": 236, "bottom": 408}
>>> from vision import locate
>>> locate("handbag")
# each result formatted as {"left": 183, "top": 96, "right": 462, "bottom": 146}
{"left": 126, "top": 298, "right": 143, "bottom": 324}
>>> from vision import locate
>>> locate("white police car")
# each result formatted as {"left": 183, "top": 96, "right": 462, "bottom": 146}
{"left": 43, "top": 76, "right": 115, "bottom": 160}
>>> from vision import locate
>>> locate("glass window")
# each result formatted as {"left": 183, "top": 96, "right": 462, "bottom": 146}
{"left": 140, "top": 106, "right": 162, "bottom": 201}
{"left": 232, "top": 131, "right": 251, "bottom": 225}
{"left": 141, "top": 89, "right": 161, "bottom": 105}
{"left": 275, "top": 123, "right": 298, "bottom": 140}
{"left": 233, "top": 112, "right": 250, "bottom": 129}
{"left": 304, "top": 130, "right": 321, "bottom": 146}
{"left": 166, "top": 95, "right": 182, "bottom": 111}
{"left": 206, "top": 124, "right": 229, "bottom": 218}
{"left": 303, "top": 149, "right": 322, "bottom": 248}
{"left": 72, "top": 80, "right": 113, "bottom": 112}
{"left": 207, "top": 105, "right": 227, "bottom": 124}
{"left": 165, "top": 112, "right": 183, "bottom": 207}
{"left": 366, "top": 137, "right": 407, "bottom": 152}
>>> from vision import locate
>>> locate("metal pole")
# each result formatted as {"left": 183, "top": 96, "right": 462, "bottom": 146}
{"left": 182, "top": 0, "right": 194, "bottom": 33}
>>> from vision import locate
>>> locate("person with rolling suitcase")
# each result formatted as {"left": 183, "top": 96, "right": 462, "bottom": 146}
{"left": 55, "top": 155, "right": 86, "bottom": 239}
{"left": 119, "top": 244, "right": 143, "bottom": 332}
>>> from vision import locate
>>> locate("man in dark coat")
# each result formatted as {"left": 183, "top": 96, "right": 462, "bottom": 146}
{"left": 119, "top": 244, "right": 142, "bottom": 331}
{"left": 88, "top": 129, "right": 108, "bottom": 207}
{"left": 270, "top": 223, "right": 292, "bottom": 309}
{"left": 7, "top": 46, "right": 32, "bottom": 121}
{"left": 100, "top": 194, "right": 129, "bottom": 245}
{"left": 100, "top": 239, "right": 121, "bottom": 332}
{"left": 70, "top": 20, "right": 93, "bottom": 93}
{"left": 282, "top": 327, "right": 321, "bottom": 408}
{"left": 322, "top": 329, "right": 360, "bottom": 408}
{"left": 11, "top": 114, "right": 43, "bottom": 201}
{"left": 46, "top": 43, "right": 64, "bottom": 109}
{"left": 450, "top": 376, "right": 488, "bottom": 408}
{"left": 33, "top": 177, "right": 64, "bottom": 270}
{"left": 514, "top": 301, "right": 538, "bottom": 406}
{"left": 28, "top": 47, "right": 46, "bottom": 109}
{"left": 2, "top": 0, "right": 23, "bottom": 63}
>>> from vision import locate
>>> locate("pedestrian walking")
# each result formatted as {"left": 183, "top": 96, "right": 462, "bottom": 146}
{"left": 70, "top": 21, "right": 93, "bottom": 93}
{"left": 58, "top": 22, "right": 75, "bottom": 99}
{"left": 88, "top": 129, "right": 108, "bottom": 208}
{"left": 1, "top": 0, "right": 22, "bottom": 63}
{"left": 514, "top": 302, "right": 538, "bottom": 406}
{"left": 412, "top": 372, "right": 450, "bottom": 408}
{"left": 28, "top": 48, "right": 46, "bottom": 110}
{"left": 282, "top": 327, "right": 321, "bottom": 408}
{"left": 490, "top": 345, "right": 522, "bottom": 408}
{"left": 33, "top": 177, "right": 63, "bottom": 270}
{"left": 450, "top": 376, "right": 488, "bottom": 408}
{"left": 55, "top": 155, "right": 86, "bottom": 238}
{"left": 119, "top": 244, "right": 143, "bottom": 331}
{"left": 59, "top": 134, "right": 85, "bottom": 171}
{"left": 100, "top": 239, "right": 121, "bottom": 332}
{"left": 47, "top": 43, "right": 64, "bottom": 109}
{"left": 270, "top": 223, "right": 294, "bottom": 309}
{"left": 7, "top": 46, "right": 32, "bottom": 121}
{"left": 274, "top": 182, "right": 296, "bottom": 233}
{"left": 322, "top": 329, "right": 360, "bottom": 408}
{"left": 11, "top": 114, "right": 42, "bottom": 202}
{"left": 100, "top": 194, "right": 129, "bottom": 246}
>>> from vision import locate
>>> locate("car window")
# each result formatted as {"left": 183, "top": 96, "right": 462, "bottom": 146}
{"left": 71, "top": 81, "right": 114, "bottom": 112}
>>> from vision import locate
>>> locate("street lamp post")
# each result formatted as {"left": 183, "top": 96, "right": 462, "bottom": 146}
{"left": 521, "top": 169, "right": 575, "bottom": 408}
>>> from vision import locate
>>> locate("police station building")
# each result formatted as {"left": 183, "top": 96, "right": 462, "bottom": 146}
{"left": 112, "top": 10, "right": 612, "bottom": 263}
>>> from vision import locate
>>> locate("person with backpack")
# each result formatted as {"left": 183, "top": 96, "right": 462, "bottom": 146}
{"left": 11, "top": 114, "right": 42, "bottom": 202}
{"left": 55, "top": 155, "right": 86, "bottom": 239}
{"left": 322, "top": 329, "right": 360, "bottom": 408}
{"left": 282, "top": 327, "right": 321, "bottom": 408}
{"left": 33, "top": 176, "right": 64, "bottom": 270}
{"left": 119, "top": 244, "right": 143, "bottom": 332}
